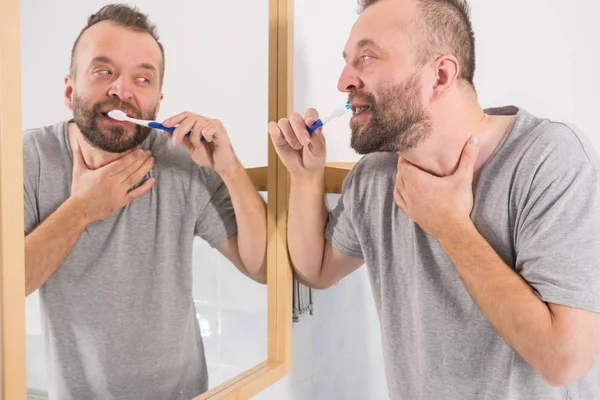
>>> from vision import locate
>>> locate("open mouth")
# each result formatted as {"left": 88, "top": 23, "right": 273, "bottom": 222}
{"left": 351, "top": 104, "right": 372, "bottom": 117}
{"left": 99, "top": 111, "right": 131, "bottom": 126}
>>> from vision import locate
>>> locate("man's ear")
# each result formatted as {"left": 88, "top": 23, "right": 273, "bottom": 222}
{"left": 64, "top": 75, "right": 74, "bottom": 110}
{"left": 430, "top": 54, "right": 460, "bottom": 100}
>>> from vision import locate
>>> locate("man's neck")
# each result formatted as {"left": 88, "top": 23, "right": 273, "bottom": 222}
{"left": 401, "top": 95, "right": 515, "bottom": 178}
{"left": 67, "top": 121, "right": 134, "bottom": 170}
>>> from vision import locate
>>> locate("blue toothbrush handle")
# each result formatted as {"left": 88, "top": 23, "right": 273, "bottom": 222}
{"left": 148, "top": 121, "right": 206, "bottom": 142}
{"left": 306, "top": 119, "right": 323, "bottom": 134}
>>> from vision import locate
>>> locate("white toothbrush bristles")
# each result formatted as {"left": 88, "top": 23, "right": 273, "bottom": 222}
{"left": 107, "top": 110, "right": 128, "bottom": 121}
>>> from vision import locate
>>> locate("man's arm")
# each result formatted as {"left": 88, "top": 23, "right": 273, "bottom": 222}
{"left": 167, "top": 111, "right": 362, "bottom": 287}
{"left": 25, "top": 199, "right": 87, "bottom": 295}
{"left": 439, "top": 222, "right": 600, "bottom": 387}
{"left": 267, "top": 109, "right": 363, "bottom": 290}
{"left": 216, "top": 160, "right": 268, "bottom": 283}
{"left": 288, "top": 171, "right": 363, "bottom": 289}
{"left": 395, "top": 136, "right": 600, "bottom": 387}
{"left": 166, "top": 113, "right": 268, "bottom": 282}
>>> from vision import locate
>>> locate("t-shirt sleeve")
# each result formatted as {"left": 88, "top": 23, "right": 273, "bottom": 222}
{"left": 515, "top": 161, "right": 600, "bottom": 313}
{"left": 325, "top": 168, "right": 364, "bottom": 260}
{"left": 23, "top": 133, "right": 40, "bottom": 235}
{"left": 194, "top": 170, "right": 238, "bottom": 248}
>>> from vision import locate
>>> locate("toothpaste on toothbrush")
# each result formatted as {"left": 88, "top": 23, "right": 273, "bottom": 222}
{"left": 306, "top": 104, "right": 351, "bottom": 134}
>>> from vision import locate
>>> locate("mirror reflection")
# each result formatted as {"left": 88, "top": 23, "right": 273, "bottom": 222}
{"left": 22, "top": 2, "right": 269, "bottom": 399}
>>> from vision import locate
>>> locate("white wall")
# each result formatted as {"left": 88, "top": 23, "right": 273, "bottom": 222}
{"left": 470, "top": 0, "right": 599, "bottom": 152}
{"left": 254, "top": 1, "right": 600, "bottom": 399}
{"left": 21, "top": 0, "right": 270, "bottom": 395}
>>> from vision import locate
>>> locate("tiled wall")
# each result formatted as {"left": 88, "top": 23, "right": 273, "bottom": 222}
{"left": 193, "top": 238, "right": 268, "bottom": 388}
{"left": 254, "top": 270, "right": 388, "bottom": 400}
{"left": 253, "top": 194, "right": 388, "bottom": 400}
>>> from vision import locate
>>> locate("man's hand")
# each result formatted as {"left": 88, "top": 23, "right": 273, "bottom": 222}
{"left": 70, "top": 140, "right": 155, "bottom": 224}
{"left": 267, "top": 108, "right": 327, "bottom": 177}
{"left": 394, "top": 136, "right": 480, "bottom": 239}
{"left": 162, "top": 112, "right": 238, "bottom": 178}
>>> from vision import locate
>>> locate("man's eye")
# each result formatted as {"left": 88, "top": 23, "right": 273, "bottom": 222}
{"left": 137, "top": 77, "right": 150, "bottom": 83}
{"left": 361, "top": 55, "right": 372, "bottom": 62}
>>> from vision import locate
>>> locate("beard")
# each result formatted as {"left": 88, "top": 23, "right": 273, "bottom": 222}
{"left": 72, "top": 92, "right": 157, "bottom": 153}
{"left": 349, "top": 73, "right": 432, "bottom": 154}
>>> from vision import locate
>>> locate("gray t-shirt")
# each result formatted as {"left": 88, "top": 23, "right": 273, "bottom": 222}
{"left": 23, "top": 121, "right": 237, "bottom": 400}
{"left": 326, "top": 106, "right": 600, "bottom": 400}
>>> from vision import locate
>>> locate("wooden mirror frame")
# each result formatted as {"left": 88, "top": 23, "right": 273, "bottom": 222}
{"left": 0, "top": 0, "right": 297, "bottom": 398}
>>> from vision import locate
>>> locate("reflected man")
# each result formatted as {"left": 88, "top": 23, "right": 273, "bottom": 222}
{"left": 23, "top": 4, "right": 266, "bottom": 399}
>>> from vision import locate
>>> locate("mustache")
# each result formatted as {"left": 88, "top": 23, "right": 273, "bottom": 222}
{"left": 348, "top": 91, "right": 376, "bottom": 107}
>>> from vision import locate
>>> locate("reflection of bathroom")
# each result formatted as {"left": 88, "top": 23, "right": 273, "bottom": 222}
{"left": 22, "top": 0, "right": 273, "bottom": 397}
{"left": 26, "top": 235, "right": 269, "bottom": 395}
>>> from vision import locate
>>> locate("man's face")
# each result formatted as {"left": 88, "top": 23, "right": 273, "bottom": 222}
{"left": 338, "top": 0, "right": 432, "bottom": 154}
{"left": 65, "top": 21, "right": 164, "bottom": 153}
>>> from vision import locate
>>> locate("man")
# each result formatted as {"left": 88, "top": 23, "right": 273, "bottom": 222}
{"left": 269, "top": 0, "right": 600, "bottom": 399}
{"left": 23, "top": 4, "right": 266, "bottom": 400}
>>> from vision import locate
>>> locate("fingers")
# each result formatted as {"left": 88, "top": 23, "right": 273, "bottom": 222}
{"left": 100, "top": 148, "right": 146, "bottom": 177}
{"left": 122, "top": 154, "right": 155, "bottom": 188}
{"left": 162, "top": 112, "right": 210, "bottom": 147}
{"left": 173, "top": 116, "right": 205, "bottom": 147}
{"left": 125, "top": 177, "right": 156, "bottom": 203}
{"left": 396, "top": 157, "right": 430, "bottom": 186}
{"left": 457, "top": 135, "right": 480, "bottom": 180}
{"left": 268, "top": 108, "right": 327, "bottom": 164}
{"left": 200, "top": 120, "right": 226, "bottom": 144}
{"left": 268, "top": 121, "right": 296, "bottom": 153}
{"left": 306, "top": 128, "right": 326, "bottom": 158}
{"left": 271, "top": 109, "right": 320, "bottom": 151}
{"left": 116, "top": 150, "right": 153, "bottom": 183}
{"left": 71, "top": 138, "right": 88, "bottom": 173}
{"left": 187, "top": 141, "right": 213, "bottom": 166}
{"left": 188, "top": 119, "right": 204, "bottom": 149}
{"left": 394, "top": 160, "right": 408, "bottom": 212}
{"left": 304, "top": 108, "right": 319, "bottom": 126}
{"left": 289, "top": 112, "right": 311, "bottom": 147}
{"left": 277, "top": 116, "right": 303, "bottom": 150}
{"left": 396, "top": 156, "right": 416, "bottom": 180}
{"left": 161, "top": 112, "right": 188, "bottom": 128}
{"left": 394, "top": 186, "right": 408, "bottom": 214}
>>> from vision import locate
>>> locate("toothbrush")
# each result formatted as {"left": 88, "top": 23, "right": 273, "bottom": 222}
{"left": 106, "top": 110, "right": 205, "bottom": 141}
{"left": 306, "top": 104, "right": 351, "bottom": 134}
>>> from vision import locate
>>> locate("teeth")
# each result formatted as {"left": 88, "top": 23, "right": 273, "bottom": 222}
{"left": 354, "top": 106, "right": 369, "bottom": 115}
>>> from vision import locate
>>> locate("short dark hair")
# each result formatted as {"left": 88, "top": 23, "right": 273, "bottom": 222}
{"left": 70, "top": 4, "right": 165, "bottom": 87}
{"left": 358, "top": 0, "right": 476, "bottom": 88}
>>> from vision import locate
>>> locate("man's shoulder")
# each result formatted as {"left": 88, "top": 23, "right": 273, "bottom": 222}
{"left": 337, "top": 152, "right": 398, "bottom": 205}
{"left": 22, "top": 121, "right": 68, "bottom": 171}
{"left": 505, "top": 108, "right": 599, "bottom": 172}
{"left": 23, "top": 120, "right": 67, "bottom": 153}
{"left": 344, "top": 152, "right": 398, "bottom": 184}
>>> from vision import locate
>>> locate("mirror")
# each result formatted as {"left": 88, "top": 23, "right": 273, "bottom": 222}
{"left": 21, "top": 1, "right": 270, "bottom": 398}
